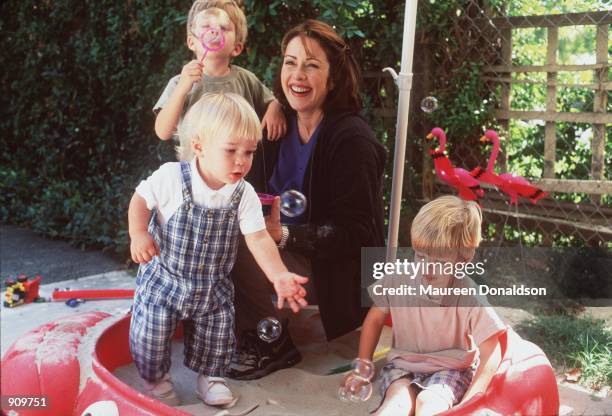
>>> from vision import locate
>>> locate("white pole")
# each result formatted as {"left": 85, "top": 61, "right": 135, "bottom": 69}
{"left": 385, "top": 0, "right": 418, "bottom": 261}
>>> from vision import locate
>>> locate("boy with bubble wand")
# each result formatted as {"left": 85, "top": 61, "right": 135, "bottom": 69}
{"left": 129, "top": 93, "right": 308, "bottom": 407}
{"left": 154, "top": 0, "right": 286, "bottom": 148}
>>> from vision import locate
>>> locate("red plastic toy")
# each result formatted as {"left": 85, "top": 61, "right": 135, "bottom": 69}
{"left": 257, "top": 192, "right": 276, "bottom": 206}
{"left": 427, "top": 127, "right": 484, "bottom": 201}
{"left": 1, "top": 312, "right": 559, "bottom": 415}
{"left": 3, "top": 274, "right": 42, "bottom": 307}
{"left": 470, "top": 129, "right": 547, "bottom": 205}
{"left": 1, "top": 312, "right": 189, "bottom": 415}
{"left": 257, "top": 192, "right": 276, "bottom": 216}
{"left": 51, "top": 288, "right": 135, "bottom": 301}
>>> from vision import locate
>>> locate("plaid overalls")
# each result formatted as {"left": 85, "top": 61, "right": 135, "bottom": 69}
{"left": 130, "top": 161, "right": 244, "bottom": 381}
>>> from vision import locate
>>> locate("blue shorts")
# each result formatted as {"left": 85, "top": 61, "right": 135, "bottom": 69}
{"left": 378, "top": 361, "right": 474, "bottom": 407}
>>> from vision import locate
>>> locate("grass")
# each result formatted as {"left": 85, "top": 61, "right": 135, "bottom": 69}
{"left": 516, "top": 314, "right": 612, "bottom": 390}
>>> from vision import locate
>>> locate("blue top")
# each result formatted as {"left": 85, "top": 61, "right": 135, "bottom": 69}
{"left": 269, "top": 114, "right": 321, "bottom": 224}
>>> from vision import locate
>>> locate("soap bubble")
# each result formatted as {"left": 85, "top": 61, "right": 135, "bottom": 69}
{"left": 257, "top": 317, "right": 282, "bottom": 343}
{"left": 351, "top": 358, "right": 375, "bottom": 381}
{"left": 199, "top": 27, "right": 225, "bottom": 52}
{"left": 338, "top": 358, "right": 374, "bottom": 402}
{"left": 280, "top": 190, "right": 307, "bottom": 218}
{"left": 420, "top": 96, "right": 438, "bottom": 113}
{"left": 338, "top": 374, "right": 373, "bottom": 402}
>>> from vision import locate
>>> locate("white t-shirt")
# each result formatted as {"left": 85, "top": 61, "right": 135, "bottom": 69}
{"left": 136, "top": 158, "right": 265, "bottom": 235}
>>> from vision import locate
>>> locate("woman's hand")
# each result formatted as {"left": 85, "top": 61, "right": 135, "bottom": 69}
{"left": 130, "top": 231, "right": 160, "bottom": 264}
{"left": 261, "top": 100, "right": 287, "bottom": 141}
{"left": 265, "top": 196, "right": 282, "bottom": 242}
{"left": 272, "top": 272, "right": 308, "bottom": 313}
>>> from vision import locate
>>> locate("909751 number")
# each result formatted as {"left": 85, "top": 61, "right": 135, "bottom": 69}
{"left": 1, "top": 395, "right": 49, "bottom": 409}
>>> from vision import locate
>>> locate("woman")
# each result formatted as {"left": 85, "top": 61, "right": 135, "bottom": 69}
{"left": 229, "top": 19, "right": 386, "bottom": 380}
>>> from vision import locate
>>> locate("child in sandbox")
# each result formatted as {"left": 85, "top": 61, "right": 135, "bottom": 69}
{"left": 128, "top": 92, "right": 308, "bottom": 407}
{"left": 348, "top": 195, "right": 506, "bottom": 415}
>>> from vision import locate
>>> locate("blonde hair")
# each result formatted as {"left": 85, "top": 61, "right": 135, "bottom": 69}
{"left": 176, "top": 92, "right": 262, "bottom": 161}
{"left": 187, "top": 0, "right": 247, "bottom": 45}
{"left": 411, "top": 195, "right": 482, "bottom": 261}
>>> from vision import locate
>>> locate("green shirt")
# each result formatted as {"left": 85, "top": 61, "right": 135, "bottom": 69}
{"left": 153, "top": 65, "right": 275, "bottom": 120}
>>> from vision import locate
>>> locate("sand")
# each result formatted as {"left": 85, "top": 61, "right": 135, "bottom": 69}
{"left": 5, "top": 271, "right": 610, "bottom": 415}
{"left": 114, "top": 309, "right": 393, "bottom": 416}
{"left": 3, "top": 272, "right": 393, "bottom": 415}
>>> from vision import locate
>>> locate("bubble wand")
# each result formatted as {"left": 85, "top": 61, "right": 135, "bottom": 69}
{"left": 198, "top": 27, "right": 225, "bottom": 64}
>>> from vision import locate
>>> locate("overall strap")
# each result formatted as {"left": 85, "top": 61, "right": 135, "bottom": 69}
{"left": 228, "top": 179, "right": 245, "bottom": 210}
{"left": 179, "top": 161, "right": 193, "bottom": 203}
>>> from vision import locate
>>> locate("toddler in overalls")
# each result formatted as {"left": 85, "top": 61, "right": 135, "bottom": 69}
{"left": 128, "top": 92, "right": 309, "bottom": 407}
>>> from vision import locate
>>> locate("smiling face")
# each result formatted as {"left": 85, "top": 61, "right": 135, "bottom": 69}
{"left": 281, "top": 36, "right": 331, "bottom": 117}
{"left": 194, "top": 134, "right": 257, "bottom": 190}
{"left": 187, "top": 9, "right": 242, "bottom": 61}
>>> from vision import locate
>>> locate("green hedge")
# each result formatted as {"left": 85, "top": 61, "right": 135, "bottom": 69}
{"left": 1, "top": 0, "right": 190, "bottom": 252}
{"left": 1, "top": 1, "right": 493, "bottom": 255}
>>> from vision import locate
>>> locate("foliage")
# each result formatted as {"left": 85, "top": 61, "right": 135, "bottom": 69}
{"left": 505, "top": 0, "right": 610, "bottom": 15}
{"left": 516, "top": 314, "right": 612, "bottom": 389}
{"left": 426, "top": 64, "right": 496, "bottom": 145}
{"left": 414, "top": 2, "right": 500, "bottom": 144}
{"left": 469, "top": 0, "right": 611, "bottom": 246}
{"left": 0, "top": 0, "right": 184, "bottom": 253}
{"left": 569, "top": 335, "right": 612, "bottom": 390}
{"left": 0, "top": 0, "right": 408, "bottom": 253}
{"left": 504, "top": 5, "right": 611, "bottom": 207}
{"left": 388, "top": 1, "right": 508, "bottom": 244}
{"left": 1, "top": 0, "right": 607, "bottom": 253}
{"left": 229, "top": 0, "right": 406, "bottom": 92}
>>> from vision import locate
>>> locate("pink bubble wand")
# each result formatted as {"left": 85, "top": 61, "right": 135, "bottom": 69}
{"left": 198, "top": 27, "right": 225, "bottom": 64}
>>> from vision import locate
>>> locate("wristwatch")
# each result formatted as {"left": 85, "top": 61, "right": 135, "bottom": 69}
{"left": 277, "top": 225, "right": 289, "bottom": 249}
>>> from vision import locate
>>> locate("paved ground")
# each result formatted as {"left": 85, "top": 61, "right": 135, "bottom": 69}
{"left": 1, "top": 224, "right": 125, "bottom": 284}
{"left": 1, "top": 224, "right": 611, "bottom": 415}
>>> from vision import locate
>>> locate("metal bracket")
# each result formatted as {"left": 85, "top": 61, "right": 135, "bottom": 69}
{"left": 382, "top": 67, "right": 413, "bottom": 91}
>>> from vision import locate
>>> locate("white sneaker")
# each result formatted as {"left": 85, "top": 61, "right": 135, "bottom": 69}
{"left": 196, "top": 375, "right": 235, "bottom": 406}
{"left": 144, "top": 373, "right": 180, "bottom": 406}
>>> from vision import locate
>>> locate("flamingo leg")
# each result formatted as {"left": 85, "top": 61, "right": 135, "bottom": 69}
{"left": 515, "top": 203, "right": 528, "bottom": 282}
{"left": 493, "top": 201, "right": 511, "bottom": 257}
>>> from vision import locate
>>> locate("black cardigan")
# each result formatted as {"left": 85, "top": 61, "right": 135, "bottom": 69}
{"left": 247, "top": 111, "right": 387, "bottom": 340}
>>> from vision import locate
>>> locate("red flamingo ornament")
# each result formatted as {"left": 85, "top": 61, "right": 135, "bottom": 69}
{"left": 427, "top": 127, "right": 484, "bottom": 201}
{"left": 470, "top": 129, "right": 547, "bottom": 205}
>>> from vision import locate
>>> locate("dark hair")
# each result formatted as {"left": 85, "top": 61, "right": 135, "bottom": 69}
{"left": 274, "top": 19, "right": 362, "bottom": 114}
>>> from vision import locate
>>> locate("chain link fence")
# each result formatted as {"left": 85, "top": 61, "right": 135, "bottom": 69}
{"left": 364, "top": 1, "right": 611, "bottom": 249}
